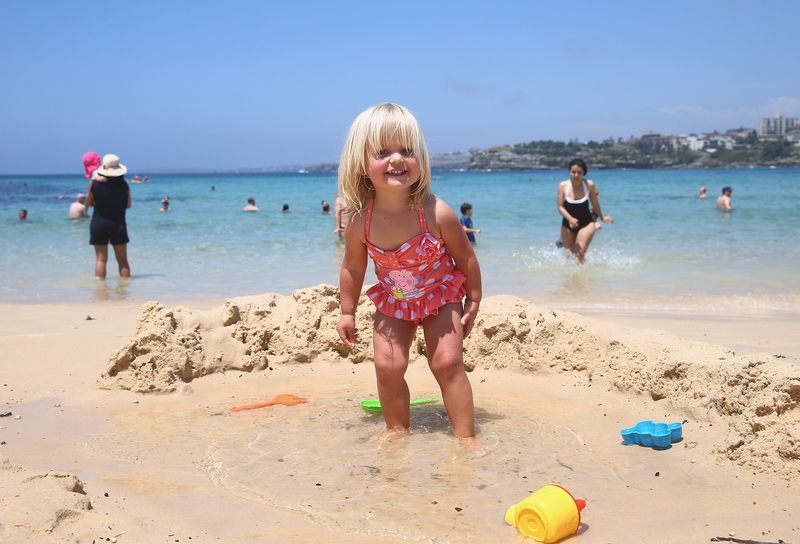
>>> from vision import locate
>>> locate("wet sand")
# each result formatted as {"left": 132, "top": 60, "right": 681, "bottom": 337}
{"left": 0, "top": 291, "right": 798, "bottom": 543}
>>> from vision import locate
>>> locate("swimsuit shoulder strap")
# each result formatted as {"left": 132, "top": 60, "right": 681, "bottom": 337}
{"left": 418, "top": 206, "right": 428, "bottom": 234}
{"left": 365, "top": 199, "right": 374, "bottom": 240}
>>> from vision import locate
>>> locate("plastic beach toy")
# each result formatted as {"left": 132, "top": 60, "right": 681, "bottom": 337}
{"left": 620, "top": 420, "right": 682, "bottom": 448}
{"left": 230, "top": 394, "right": 308, "bottom": 412}
{"left": 504, "top": 485, "right": 586, "bottom": 542}
{"left": 360, "top": 397, "right": 439, "bottom": 413}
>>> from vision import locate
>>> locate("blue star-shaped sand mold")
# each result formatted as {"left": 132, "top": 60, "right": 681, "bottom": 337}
{"left": 620, "top": 420, "right": 682, "bottom": 448}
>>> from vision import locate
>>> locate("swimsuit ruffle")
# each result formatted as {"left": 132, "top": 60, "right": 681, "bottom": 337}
{"left": 367, "top": 269, "right": 466, "bottom": 325}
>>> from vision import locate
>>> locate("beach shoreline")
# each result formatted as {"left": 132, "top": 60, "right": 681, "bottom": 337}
{"left": 1, "top": 290, "right": 798, "bottom": 543}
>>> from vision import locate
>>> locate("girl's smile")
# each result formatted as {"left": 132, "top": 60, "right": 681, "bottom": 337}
{"left": 367, "top": 142, "right": 421, "bottom": 191}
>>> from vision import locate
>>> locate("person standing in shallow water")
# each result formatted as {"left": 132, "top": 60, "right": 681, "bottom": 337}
{"left": 556, "top": 158, "right": 612, "bottom": 264}
{"left": 243, "top": 197, "right": 258, "bottom": 211}
{"left": 70, "top": 193, "right": 89, "bottom": 219}
{"left": 85, "top": 154, "right": 131, "bottom": 279}
{"left": 717, "top": 186, "right": 733, "bottom": 211}
{"left": 336, "top": 103, "right": 489, "bottom": 455}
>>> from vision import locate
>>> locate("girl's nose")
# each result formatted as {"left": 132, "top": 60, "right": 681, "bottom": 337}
{"left": 389, "top": 152, "right": 405, "bottom": 163}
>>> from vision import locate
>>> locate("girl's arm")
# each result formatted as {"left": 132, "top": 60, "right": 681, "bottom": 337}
{"left": 336, "top": 214, "right": 368, "bottom": 347}
{"left": 127, "top": 187, "right": 132, "bottom": 209}
{"left": 587, "top": 180, "right": 612, "bottom": 223}
{"left": 435, "top": 199, "right": 482, "bottom": 338}
{"left": 556, "top": 181, "right": 579, "bottom": 229}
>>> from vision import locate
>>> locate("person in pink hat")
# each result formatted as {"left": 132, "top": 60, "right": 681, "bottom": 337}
{"left": 82, "top": 152, "right": 102, "bottom": 180}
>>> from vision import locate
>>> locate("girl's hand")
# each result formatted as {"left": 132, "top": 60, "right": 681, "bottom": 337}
{"left": 568, "top": 217, "right": 579, "bottom": 229}
{"left": 337, "top": 314, "right": 359, "bottom": 347}
{"left": 461, "top": 299, "right": 480, "bottom": 338}
{"left": 602, "top": 215, "right": 614, "bottom": 223}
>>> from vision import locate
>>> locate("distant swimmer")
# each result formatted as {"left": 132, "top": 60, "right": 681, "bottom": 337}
{"left": 699, "top": 186, "right": 707, "bottom": 199}
{"left": 717, "top": 186, "right": 733, "bottom": 211}
{"left": 282, "top": 203, "right": 291, "bottom": 212}
{"left": 18, "top": 209, "right": 27, "bottom": 220}
{"left": 557, "top": 158, "right": 612, "bottom": 264}
{"left": 243, "top": 197, "right": 258, "bottom": 211}
{"left": 159, "top": 197, "right": 171, "bottom": 211}
{"left": 70, "top": 193, "right": 89, "bottom": 219}
{"left": 321, "top": 200, "right": 332, "bottom": 214}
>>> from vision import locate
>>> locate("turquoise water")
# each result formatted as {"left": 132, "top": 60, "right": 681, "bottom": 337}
{"left": 2, "top": 168, "right": 799, "bottom": 314}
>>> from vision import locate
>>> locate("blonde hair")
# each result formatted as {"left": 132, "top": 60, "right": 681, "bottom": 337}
{"left": 338, "top": 103, "right": 431, "bottom": 213}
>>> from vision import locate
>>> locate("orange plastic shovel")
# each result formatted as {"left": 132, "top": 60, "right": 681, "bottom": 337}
{"left": 230, "top": 394, "right": 308, "bottom": 412}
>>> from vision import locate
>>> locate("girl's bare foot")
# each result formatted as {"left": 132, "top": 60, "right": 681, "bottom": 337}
{"left": 458, "top": 435, "right": 492, "bottom": 457}
{"left": 368, "top": 427, "right": 409, "bottom": 444}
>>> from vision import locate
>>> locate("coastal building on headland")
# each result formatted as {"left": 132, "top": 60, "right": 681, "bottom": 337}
{"left": 786, "top": 126, "right": 800, "bottom": 145}
{"left": 640, "top": 131, "right": 682, "bottom": 151}
{"left": 758, "top": 113, "right": 798, "bottom": 138}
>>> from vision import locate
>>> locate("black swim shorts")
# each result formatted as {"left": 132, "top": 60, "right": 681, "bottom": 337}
{"left": 89, "top": 221, "right": 129, "bottom": 246}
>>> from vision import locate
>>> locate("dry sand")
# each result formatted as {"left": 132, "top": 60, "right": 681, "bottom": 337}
{"left": 1, "top": 285, "right": 798, "bottom": 543}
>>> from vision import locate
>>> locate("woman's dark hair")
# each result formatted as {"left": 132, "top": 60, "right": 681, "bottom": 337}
{"left": 568, "top": 158, "right": 587, "bottom": 175}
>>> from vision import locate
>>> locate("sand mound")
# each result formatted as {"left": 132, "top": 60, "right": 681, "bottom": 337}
{"left": 97, "top": 285, "right": 800, "bottom": 477}
{"left": 0, "top": 454, "right": 91, "bottom": 536}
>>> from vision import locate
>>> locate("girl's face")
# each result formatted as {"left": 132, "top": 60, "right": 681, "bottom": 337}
{"left": 569, "top": 165, "right": 585, "bottom": 182}
{"left": 366, "top": 140, "right": 421, "bottom": 194}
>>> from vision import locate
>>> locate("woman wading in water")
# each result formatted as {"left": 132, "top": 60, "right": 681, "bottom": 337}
{"left": 556, "top": 158, "right": 612, "bottom": 263}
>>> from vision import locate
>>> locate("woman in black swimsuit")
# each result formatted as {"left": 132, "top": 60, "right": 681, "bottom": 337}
{"left": 556, "top": 158, "right": 612, "bottom": 263}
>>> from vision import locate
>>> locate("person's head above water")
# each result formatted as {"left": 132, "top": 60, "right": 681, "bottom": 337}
{"left": 722, "top": 186, "right": 732, "bottom": 195}
{"left": 568, "top": 158, "right": 588, "bottom": 176}
{"left": 338, "top": 102, "right": 431, "bottom": 213}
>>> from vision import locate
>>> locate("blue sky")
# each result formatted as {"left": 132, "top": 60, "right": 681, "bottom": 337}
{"left": 2, "top": 0, "right": 798, "bottom": 174}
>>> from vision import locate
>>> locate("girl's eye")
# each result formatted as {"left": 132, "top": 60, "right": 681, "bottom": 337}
{"left": 376, "top": 150, "right": 389, "bottom": 157}
{"left": 401, "top": 148, "right": 413, "bottom": 156}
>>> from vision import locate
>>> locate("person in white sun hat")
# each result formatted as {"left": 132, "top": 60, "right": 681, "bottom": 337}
{"left": 85, "top": 154, "right": 132, "bottom": 279}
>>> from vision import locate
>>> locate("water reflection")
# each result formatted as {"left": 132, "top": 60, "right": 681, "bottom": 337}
{"left": 93, "top": 277, "right": 132, "bottom": 302}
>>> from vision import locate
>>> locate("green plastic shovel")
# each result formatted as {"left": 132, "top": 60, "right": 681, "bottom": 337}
{"left": 360, "top": 397, "right": 439, "bottom": 413}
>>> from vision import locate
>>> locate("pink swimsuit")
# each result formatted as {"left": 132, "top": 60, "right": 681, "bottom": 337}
{"left": 365, "top": 200, "right": 466, "bottom": 324}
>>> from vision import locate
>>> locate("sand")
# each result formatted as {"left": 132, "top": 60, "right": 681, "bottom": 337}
{"left": 0, "top": 285, "right": 798, "bottom": 543}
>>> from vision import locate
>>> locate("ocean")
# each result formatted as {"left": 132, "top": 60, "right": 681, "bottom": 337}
{"left": 2, "top": 168, "right": 799, "bottom": 316}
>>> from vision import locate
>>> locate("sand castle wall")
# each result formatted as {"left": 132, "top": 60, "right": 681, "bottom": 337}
{"left": 96, "top": 284, "right": 800, "bottom": 477}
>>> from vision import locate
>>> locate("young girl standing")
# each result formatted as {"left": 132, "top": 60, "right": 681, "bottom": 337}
{"left": 336, "top": 103, "right": 487, "bottom": 453}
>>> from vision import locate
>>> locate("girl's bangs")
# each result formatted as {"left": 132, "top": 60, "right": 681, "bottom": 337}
{"left": 367, "top": 117, "right": 421, "bottom": 154}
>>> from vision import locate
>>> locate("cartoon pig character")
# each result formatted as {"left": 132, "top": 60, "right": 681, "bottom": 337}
{"left": 387, "top": 269, "right": 423, "bottom": 299}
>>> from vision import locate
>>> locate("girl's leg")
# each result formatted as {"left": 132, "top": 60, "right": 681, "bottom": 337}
{"left": 112, "top": 244, "right": 131, "bottom": 277}
{"left": 94, "top": 245, "right": 109, "bottom": 278}
{"left": 372, "top": 310, "right": 418, "bottom": 436}
{"left": 421, "top": 303, "right": 475, "bottom": 439}
{"left": 574, "top": 223, "right": 597, "bottom": 263}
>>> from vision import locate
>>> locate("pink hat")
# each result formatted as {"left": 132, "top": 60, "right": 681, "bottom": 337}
{"left": 82, "top": 152, "right": 101, "bottom": 179}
